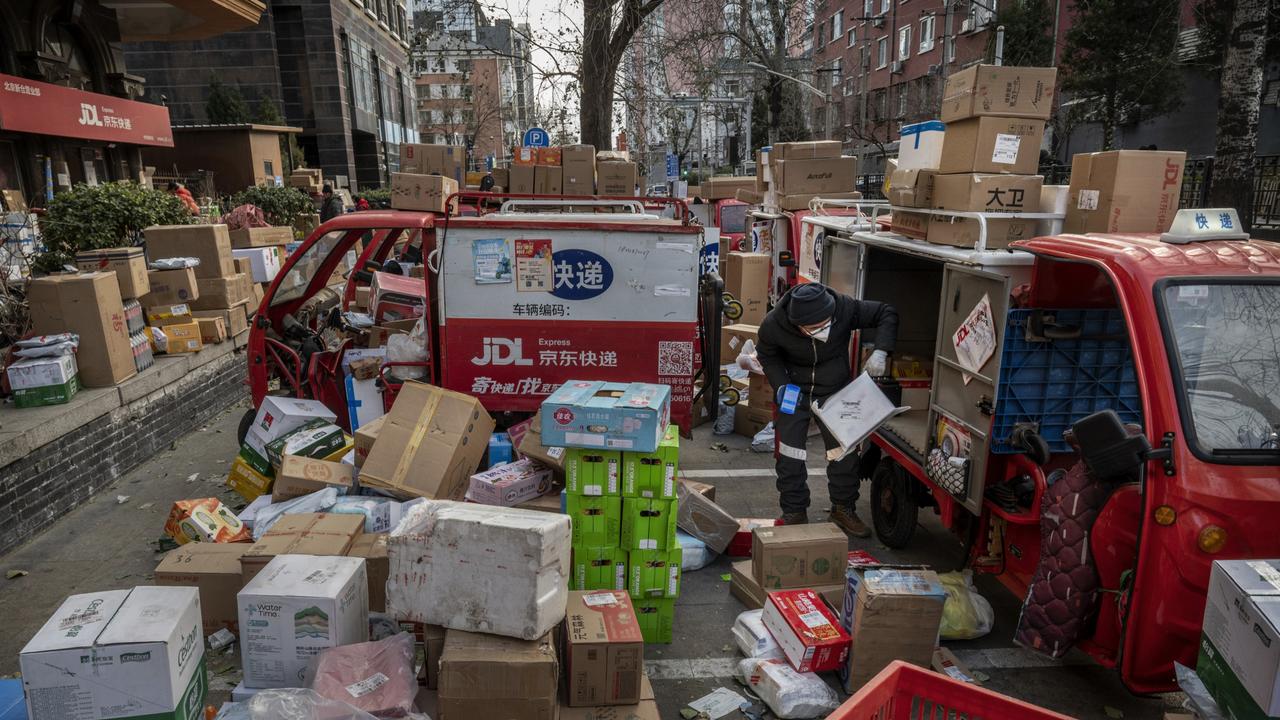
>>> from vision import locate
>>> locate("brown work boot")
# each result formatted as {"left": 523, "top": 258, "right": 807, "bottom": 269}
{"left": 778, "top": 511, "right": 808, "bottom": 526}
{"left": 829, "top": 506, "right": 871, "bottom": 538}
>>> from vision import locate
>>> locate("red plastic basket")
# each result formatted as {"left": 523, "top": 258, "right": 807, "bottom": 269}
{"left": 829, "top": 661, "right": 1075, "bottom": 719}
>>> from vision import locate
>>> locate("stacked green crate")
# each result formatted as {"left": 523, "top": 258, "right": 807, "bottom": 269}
{"left": 621, "top": 425, "right": 681, "bottom": 643}
{"left": 566, "top": 449, "right": 627, "bottom": 594}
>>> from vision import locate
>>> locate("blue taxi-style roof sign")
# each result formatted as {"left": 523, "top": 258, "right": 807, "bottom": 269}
{"left": 1160, "top": 208, "right": 1250, "bottom": 244}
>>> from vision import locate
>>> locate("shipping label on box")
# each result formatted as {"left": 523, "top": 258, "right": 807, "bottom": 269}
{"left": 719, "top": 322, "right": 760, "bottom": 368}
{"left": 567, "top": 494, "right": 621, "bottom": 546}
{"left": 466, "top": 458, "right": 554, "bottom": 507}
{"left": 752, "top": 523, "right": 847, "bottom": 589}
{"left": 628, "top": 549, "right": 682, "bottom": 599}
{"left": 572, "top": 546, "right": 627, "bottom": 591}
{"left": 621, "top": 426, "right": 679, "bottom": 499}
{"left": 541, "top": 381, "right": 672, "bottom": 452}
{"left": 565, "top": 591, "right": 645, "bottom": 706}
{"left": 566, "top": 449, "right": 622, "bottom": 496}
{"left": 621, "top": 498, "right": 677, "bottom": 551}
{"left": 156, "top": 542, "right": 250, "bottom": 634}
{"left": 763, "top": 588, "right": 850, "bottom": 673}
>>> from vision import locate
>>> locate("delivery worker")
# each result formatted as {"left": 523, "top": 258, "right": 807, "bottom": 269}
{"left": 319, "top": 184, "right": 343, "bottom": 222}
{"left": 756, "top": 282, "right": 898, "bottom": 537}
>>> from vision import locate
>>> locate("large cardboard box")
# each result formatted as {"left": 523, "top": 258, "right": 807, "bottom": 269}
{"left": 941, "top": 64, "right": 1058, "bottom": 123}
{"left": 888, "top": 168, "right": 938, "bottom": 208}
{"left": 730, "top": 559, "right": 844, "bottom": 610}
{"left": 843, "top": 569, "right": 947, "bottom": 691}
{"left": 192, "top": 273, "right": 251, "bottom": 310}
{"left": 391, "top": 172, "right": 458, "bottom": 213}
{"left": 359, "top": 381, "right": 495, "bottom": 500}
{"left": 891, "top": 210, "right": 931, "bottom": 239}
{"left": 772, "top": 157, "right": 857, "bottom": 194}
{"left": 143, "top": 267, "right": 199, "bottom": 305}
{"left": 720, "top": 322, "right": 759, "bottom": 365}
{"left": 513, "top": 146, "right": 538, "bottom": 166}
{"left": 27, "top": 272, "right": 135, "bottom": 387}
{"left": 562, "top": 144, "right": 597, "bottom": 195}
{"left": 675, "top": 481, "right": 738, "bottom": 553}
{"left": 230, "top": 226, "right": 293, "bottom": 249}
{"left": 540, "top": 381, "right": 671, "bottom": 453}
{"left": 439, "top": 630, "right": 559, "bottom": 719}
{"left": 144, "top": 224, "right": 235, "bottom": 278}
{"left": 597, "top": 161, "right": 638, "bottom": 196}
{"left": 770, "top": 140, "right": 842, "bottom": 160}
{"left": 239, "top": 512, "right": 364, "bottom": 585}
{"left": 237, "top": 554, "right": 369, "bottom": 689}
{"left": 723, "top": 252, "right": 769, "bottom": 326}
{"left": 534, "top": 164, "right": 563, "bottom": 195}
{"left": 932, "top": 173, "right": 1043, "bottom": 213}
{"left": 572, "top": 546, "right": 628, "bottom": 591}
{"left": 927, "top": 215, "right": 1037, "bottom": 249}
{"left": 1064, "top": 150, "right": 1187, "bottom": 234}
{"left": 938, "top": 117, "right": 1045, "bottom": 175}
{"left": 539, "top": 147, "right": 564, "bottom": 165}
{"left": 272, "top": 455, "right": 355, "bottom": 502}
{"left": 346, "top": 533, "right": 389, "bottom": 613}
{"left": 1197, "top": 559, "right": 1280, "bottom": 719}
{"left": 753, "top": 523, "right": 847, "bottom": 589}
{"left": 509, "top": 164, "right": 536, "bottom": 194}
{"left": 565, "top": 591, "right": 645, "bottom": 706}
{"left": 19, "top": 587, "right": 205, "bottom": 720}
{"left": 400, "top": 143, "right": 465, "bottom": 183}
{"left": 559, "top": 676, "right": 659, "bottom": 720}
{"left": 763, "top": 588, "right": 851, "bottom": 673}
{"left": 703, "top": 176, "right": 756, "bottom": 200}
{"left": 155, "top": 542, "right": 249, "bottom": 634}
{"left": 75, "top": 247, "right": 149, "bottom": 299}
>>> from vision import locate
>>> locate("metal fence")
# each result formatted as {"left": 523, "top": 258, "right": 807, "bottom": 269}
{"left": 857, "top": 173, "right": 885, "bottom": 200}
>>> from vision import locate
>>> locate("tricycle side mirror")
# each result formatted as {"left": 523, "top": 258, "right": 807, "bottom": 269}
{"left": 1071, "top": 409, "right": 1152, "bottom": 480}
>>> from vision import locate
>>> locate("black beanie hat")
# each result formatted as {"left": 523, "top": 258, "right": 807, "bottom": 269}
{"left": 787, "top": 283, "right": 835, "bottom": 325}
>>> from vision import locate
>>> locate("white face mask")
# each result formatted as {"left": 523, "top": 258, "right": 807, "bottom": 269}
{"left": 804, "top": 322, "right": 832, "bottom": 343}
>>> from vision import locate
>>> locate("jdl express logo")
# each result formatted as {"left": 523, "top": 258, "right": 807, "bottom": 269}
{"left": 471, "top": 337, "right": 534, "bottom": 366}
{"left": 78, "top": 103, "right": 103, "bottom": 127}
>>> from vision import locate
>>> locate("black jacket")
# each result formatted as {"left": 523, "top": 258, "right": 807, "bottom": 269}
{"left": 320, "top": 195, "right": 343, "bottom": 222}
{"left": 757, "top": 285, "right": 898, "bottom": 399}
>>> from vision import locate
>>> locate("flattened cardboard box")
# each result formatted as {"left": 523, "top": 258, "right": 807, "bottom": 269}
{"left": 564, "top": 590, "right": 644, "bottom": 706}
{"left": 156, "top": 542, "right": 249, "bottom": 634}
{"left": 439, "top": 629, "right": 559, "bottom": 720}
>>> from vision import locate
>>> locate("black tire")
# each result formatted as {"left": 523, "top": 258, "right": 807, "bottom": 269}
{"left": 236, "top": 407, "right": 256, "bottom": 447}
{"left": 870, "top": 457, "right": 919, "bottom": 548}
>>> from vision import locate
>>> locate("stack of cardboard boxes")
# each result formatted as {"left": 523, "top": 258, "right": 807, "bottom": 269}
{"left": 715, "top": 250, "right": 775, "bottom": 438}
{"left": 288, "top": 167, "right": 322, "bottom": 194}
{"left": 507, "top": 144, "right": 638, "bottom": 197}
{"left": 745, "top": 141, "right": 861, "bottom": 211}
{"left": 143, "top": 224, "right": 254, "bottom": 353}
{"left": 394, "top": 144, "right": 465, "bottom": 213}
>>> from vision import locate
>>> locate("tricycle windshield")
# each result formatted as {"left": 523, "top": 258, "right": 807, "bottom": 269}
{"left": 1160, "top": 280, "right": 1280, "bottom": 460}
{"left": 720, "top": 204, "right": 747, "bottom": 234}
{"left": 271, "top": 229, "right": 347, "bottom": 306}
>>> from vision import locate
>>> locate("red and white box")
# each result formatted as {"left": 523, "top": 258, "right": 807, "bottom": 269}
{"left": 761, "top": 589, "right": 851, "bottom": 673}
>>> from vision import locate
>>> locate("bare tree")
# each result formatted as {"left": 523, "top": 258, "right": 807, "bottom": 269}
{"left": 581, "top": 0, "right": 667, "bottom": 149}
{"left": 1207, "top": 0, "right": 1272, "bottom": 230}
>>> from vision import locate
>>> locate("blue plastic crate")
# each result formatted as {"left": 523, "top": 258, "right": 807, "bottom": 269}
{"left": 992, "top": 309, "right": 1142, "bottom": 454}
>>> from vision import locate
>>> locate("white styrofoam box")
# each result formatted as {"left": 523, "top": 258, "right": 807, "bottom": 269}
{"left": 237, "top": 554, "right": 369, "bottom": 689}
{"left": 897, "top": 120, "right": 945, "bottom": 171}
{"left": 20, "top": 586, "right": 205, "bottom": 720}
{"left": 1200, "top": 559, "right": 1280, "bottom": 716}
{"left": 388, "top": 500, "right": 571, "bottom": 640}
{"left": 231, "top": 247, "right": 281, "bottom": 283}
{"left": 243, "top": 396, "right": 338, "bottom": 460}
{"left": 6, "top": 353, "right": 76, "bottom": 390}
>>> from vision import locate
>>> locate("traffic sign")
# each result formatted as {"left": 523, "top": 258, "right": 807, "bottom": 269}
{"left": 666, "top": 153, "right": 678, "bottom": 181}
{"left": 522, "top": 127, "right": 550, "bottom": 147}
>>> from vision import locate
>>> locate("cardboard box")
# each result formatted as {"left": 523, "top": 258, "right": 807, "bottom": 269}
{"left": 1198, "top": 559, "right": 1280, "bottom": 719}
{"left": 571, "top": 546, "right": 627, "bottom": 591}
{"left": 227, "top": 454, "right": 273, "bottom": 502}
{"left": 560, "top": 676, "right": 659, "bottom": 720}
{"left": 932, "top": 647, "right": 981, "bottom": 684}
{"left": 843, "top": 569, "right": 947, "bottom": 691}
{"left": 155, "top": 542, "right": 249, "bottom": 634}
{"left": 144, "top": 223, "right": 235, "bottom": 278}
{"left": 359, "top": 381, "right": 495, "bottom": 500}
{"left": 391, "top": 172, "right": 458, "bottom": 213}
{"left": 238, "top": 554, "right": 369, "bottom": 689}
{"left": 518, "top": 490, "right": 566, "bottom": 514}
{"left": 353, "top": 415, "right": 384, "bottom": 468}
{"left": 753, "top": 523, "right": 847, "bottom": 589}
{"left": 534, "top": 164, "right": 563, "bottom": 195}
{"left": 891, "top": 210, "right": 932, "bottom": 239}
{"left": 145, "top": 302, "right": 193, "bottom": 327}
{"left": 162, "top": 320, "right": 203, "bottom": 353}
{"left": 400, "top": 143, "right": 465, "bottom": 182}
{"left": 631, "top": 598, "right": 675, "bottom": 644}
{"left": 541, "top": 381, "right": 671, "bottom": 453}
{"left": 562, "top": 144, "right": 597, "bottom": 195}
{"left": 763, "top": 589, "right": 851, "bottom": 673}
{"left": 940, "top": 64, "right": 1058, "bottom": 123}
{"left": 466, "top": 458, "right": 554, "bottom": 507}
{"left": 597, "top": 161, "right": 638, "bottom": 196}
{"left": 6, "top": 354, "right": 79, "bottom": 408}
{"left": 703, "top": 176, "right": 757, "bottom": 200}
{"left": 509, "top": 164, "right": 536, "bottom": 194}
{"left": 239, "top": 512, "right": 364, "bottom": 585}
{"left": 927, "top": 215, "right": 1037, "bottom": 249}
{"left": 143, "top": 267, "right": 199, "bottom": 305}
{"left": 621, "top": 497, "right": 677, "bottom": 551}
{"left": 748, "top": 372, "right": 776, "bottom": 412}
{"left": 728, "top": 518, "right": 776, "bottom": 557}
{"left": 193, "top": 303, "right": 249, "bottom": 337}
{"left": 272, "top": 455, "right": 355, "bottom": 502}
{"left": 723, "top": 252, "right": 769, "bottom": 325}
{"left": 230, "top": 226, "right": 293, "bottom": 248}
{"left": 771, "top": 140, "right": 842, "bottom": 160}
{"left": 192, "top": 273, "right": 251, "bottom": 310}
{"left": 730, "top": 559, "right": 844, "bottom": 610}
{"left": 675, "top": 481, "right": 738, "bottom": 553}
{"left": 231, "top": 247, "right": 281, "bottom": 283}
{"left": 75, "top": 247, "right": 149, "bottom": 299}
{"left": 679, "top": 477, "right": 715, "bottom": 502}
{"left": 566, "top": 494, "right": 621, "bottom": 546}
{"left": 196, "top": 315, "right": 227, "bottom": 344}
{"left": 513, "top": 146, "right": 537, "bottom": 166}
{"left": 932, "top": 173, "right": 1043, "bottom": 213}
{"left": 773, "top": 157, "right": 857, "bottom": 194}
{"left": 888, "top": 168, "right": 938, "bottom": 208}
{"left": 19, "top": 587, "right": 204, "bottom": 720}
{"left": 1064, "top": 150, "right": 1187, "bottom": 234}
{"left": 719, "top": 322, "right": 760, "bottom": 364}
{"left": 937, "top": 117, "right": 1045, "bottom": 175}
{"left": 734, "top": 403, "right": 771, "bottom": 438}
{"left": 346, "top": 532, "right": 389, "bottom": 613}
{"left": 517, "top": 410, "right": 567, "bottom": 475}
{"left": 538, "top": 147, "right": 563, "bottom": 165}
{"left": 264, "top": 419, "right": 347, "bottom": 470}
{"left": 621, "top": 425, "right": 679, "bottom": 499}
{"left": 564, "top": 591, "right": 645, "bottom": 706}
{"left": 628, "top": 549, "right": 682, "bottom": 599}
{"left": 438, "top": 630, "right": 559, "bottom": 719}
{"left": 26, "top": 272, "right": 135, "bottom": 387}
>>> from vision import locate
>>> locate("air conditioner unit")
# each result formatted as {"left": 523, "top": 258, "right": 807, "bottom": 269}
{"left": 960, "top": 18, "right": 975, "bottom": 33}
{"left": 871, "top": 16, "right": 885, "bottom": 28}
{"left": 890, "top": 61, "right": 904, "bottom": 74}
{"left": 927, "top": 63, "right": 942, "bottom": 76}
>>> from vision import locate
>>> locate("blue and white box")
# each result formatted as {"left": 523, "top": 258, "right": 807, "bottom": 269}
{"left": 540, "top": 380, "right": 671, "bottom": 452}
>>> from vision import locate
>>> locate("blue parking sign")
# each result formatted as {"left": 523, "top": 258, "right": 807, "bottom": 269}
{"left": 523, "top": 127, "right": 550, "bottom": 147}
{"left": 666, "top": 153, "right": 679, "bottom": 181}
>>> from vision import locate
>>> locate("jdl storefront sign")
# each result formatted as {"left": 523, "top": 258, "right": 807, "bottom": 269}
{"left": 0, "top": 73, "right": 174, "bottom": 146}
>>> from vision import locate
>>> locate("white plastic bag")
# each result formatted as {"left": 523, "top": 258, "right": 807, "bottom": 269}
{"left": 385, "top": 332, "right": 427, "bottom": 380}
{"left": 938, "top": 570, "right": 995, "bottom": 640}
{"left": 713, "top": 402, "right": 735, "bottom": 435}
{"left": 13, "top": 333, "right": 78, "bottom": 357}
{"left": 252, "top": 487, "right": 340, "bottom": 539}
{"left": 736, "top": 339, "right": 764, "bottom": 374}
{"left": 731, "top": 610, "right": 783, "bottom": 660}
{"left": 149, "top": 257, "right": 201, "bottom": 270}
{"left": 750, "top": 422, "right": 775, "bottom": 452}
{"left": 737, "top": 657, "right": 839, "bottom": 719}
{"left": 330, "top": 496, "right": 400, "bottom": 533}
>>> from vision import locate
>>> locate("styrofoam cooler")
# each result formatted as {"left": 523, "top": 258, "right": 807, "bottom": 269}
{"left": 897, "top": 121, "right": 945, "bottom": 170}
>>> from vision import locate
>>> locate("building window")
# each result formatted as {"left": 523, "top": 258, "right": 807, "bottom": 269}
{"left": 876, "top": 36, "right": 888, "bottom": 68}
{"left": 832, "top": 10, "right": 842, "bottom": 40}
{"left": 898, "top": 25, "right": 911, "bottom": 61}
{"left": 880, "top": 0, "right": 890, "bottom": 13}
{"left": 847, "top": 28, "right": 856, "bottom": 47}
{"left": 831, "top": 59, "right": 842, "bottom": 88}
{"left": 896, "top": 85, "right": 908, "bottom": 117}
{"left": 264, "top": 160, "right": 274, "bottom": 176}
{"left": 920, "top": 15, "right": 936, "bottom": 52}
{"left": 864, "top": 0, "right": 874, "bottom": 17}
{"left": 873, "top": 89, "right": 887, "bottom": 120}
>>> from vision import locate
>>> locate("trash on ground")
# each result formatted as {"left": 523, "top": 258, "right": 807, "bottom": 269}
{"left": 686, "top": 686, "right": 748, "bottom": 720}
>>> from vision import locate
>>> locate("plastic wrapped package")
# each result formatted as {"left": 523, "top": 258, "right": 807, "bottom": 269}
{"left": 329, "top": 496, "right": 400, "bottom": 533}
{"left": 149, "top": 257, "right": 200, "bottom": 270}
{"left": 13, "top": 333, "right": 79, "bottom": 358}
{"left": 385, "top": 318, "right": 429, "bottom": 380}
{"left": 731, "top": 610, "right": 784, "bottom": 660}
{"left": 247, "top": 689, "right": 432, "bottom": 720}
{"left": 677, "top": 530, "right": 715, "bottom": 571}
{"left": 736, "top": 339, "right": 764, "bottom": 374}
{"left": 938, "top": 571, "right": 994, "bottom": 640}
{"left": 213, "top": 703, "right": 250, "bottom": 720}
{"left": 251, "top": 487, "right": 340, "bottom": 540}
{"left": 713, "top": 403, "right": 736, "bottom": 435}
{"left": 737, "top": 657, "right": 839, "bottom": 719}
{"left": 750, "top": 422, "right": 775, "bottom": 453}
{"left": 307, "top": 633, "right": 418, "bottom": 717}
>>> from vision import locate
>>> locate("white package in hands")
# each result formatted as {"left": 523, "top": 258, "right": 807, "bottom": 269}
{"left": 737, "top": 657, "right": 839, "bottom": 719}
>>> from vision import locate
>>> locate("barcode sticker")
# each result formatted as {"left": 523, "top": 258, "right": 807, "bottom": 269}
{"left": 663, "top": 466, "right": 676, "bottom": 497}
{"left": 608, "top": 460, "right": 619, "bottom": 493}
{"left": 668, "top": 565, "right": 680, "bottom": 595}
{"left": 991, "top": 134, "right": 1021, "bottom": 164}
{"left": 640, "top": 539, "right": 657, "bottom": 550}
{"left": 798, "top": 610, "right": 830, "bottom": 629}
{"left": 584, "top": 484, "right": 602, "bottom": 496}
{"left": 547, "top": 446, "right": 565, "bottom": 459}
{"left": 346, "top": 672, "right": 389, "bottom": 698}
{"left": 1077, "top": 189, "right": 1100, "bottom": 210}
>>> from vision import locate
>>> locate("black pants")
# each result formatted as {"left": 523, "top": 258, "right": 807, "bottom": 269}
{"left": 774, "top": 399, "right": 860, "bottom": 514}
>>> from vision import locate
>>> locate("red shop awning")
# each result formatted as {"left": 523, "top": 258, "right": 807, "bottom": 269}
{"left": 0, "top": 74, "right": 174, "bottom": 147}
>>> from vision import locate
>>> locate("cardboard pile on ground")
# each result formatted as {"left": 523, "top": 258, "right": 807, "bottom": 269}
{"left": 233, "top": 396, "right": 342, "bottom": 500}
{"left": 144, "top": 224, "right": 250, "bottom": 346}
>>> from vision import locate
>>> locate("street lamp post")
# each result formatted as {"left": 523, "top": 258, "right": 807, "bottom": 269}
{"left": 746, "top": 61, "right": 834, "bottom": 141}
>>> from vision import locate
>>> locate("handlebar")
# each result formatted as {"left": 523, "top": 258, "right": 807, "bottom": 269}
{"left": 445, "top": 191, "right": 695, "bottom": 225}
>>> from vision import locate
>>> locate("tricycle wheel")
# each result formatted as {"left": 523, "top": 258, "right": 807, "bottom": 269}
{"left": 236, "top": 407, "right": 256, "bottom": 447}
{"left": 870, "top": 457, "right": 918, "bottom": 548}
{"left": 722, "top": 387, "right": 740, "bottom": 407}
{"left": 723, "top": 299, "right": 743, "bottom": 321}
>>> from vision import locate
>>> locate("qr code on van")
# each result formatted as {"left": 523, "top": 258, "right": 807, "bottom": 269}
{"left": 657, "top": 341, "right": 694, "bottom": 376}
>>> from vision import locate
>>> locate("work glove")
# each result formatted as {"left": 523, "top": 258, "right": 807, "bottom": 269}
{"left": 864, "top": 349, "right": 888, "bottom": 377}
